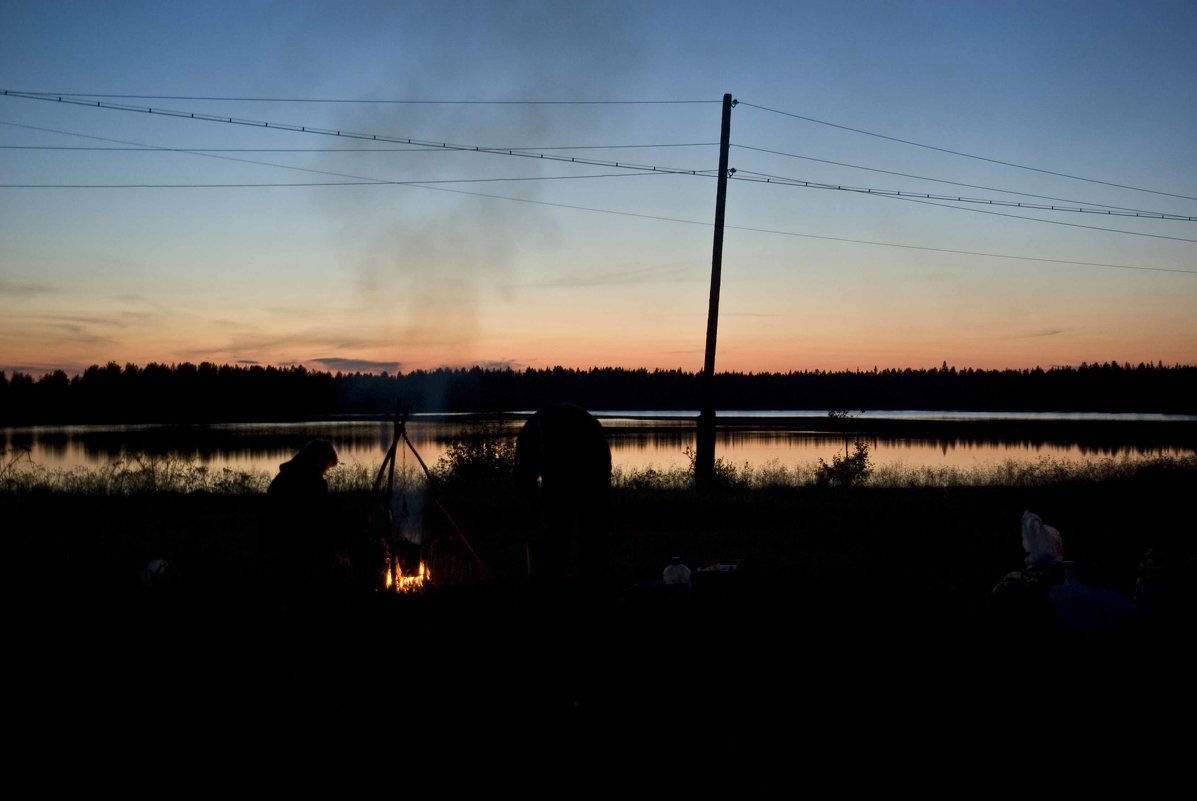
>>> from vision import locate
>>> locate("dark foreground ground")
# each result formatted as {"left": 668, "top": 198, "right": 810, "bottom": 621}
{"left": 7, "top": 472, "right": 1196, "bottom": 769}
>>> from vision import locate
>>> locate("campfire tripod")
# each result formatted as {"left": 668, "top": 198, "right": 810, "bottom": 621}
{"left": 371, "top": 404, "right": 483, "bottom": 589}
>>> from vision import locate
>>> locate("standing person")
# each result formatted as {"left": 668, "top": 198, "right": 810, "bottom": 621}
{"left": 515, "top": 404, "right": 612, "bottom": 587}
{"left": 264, "top": 439, "right": 341, "bottom": 592}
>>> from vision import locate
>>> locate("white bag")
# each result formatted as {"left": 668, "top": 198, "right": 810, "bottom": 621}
{"left": 1021, "top": 510, "right": 1064, "bottom": 567}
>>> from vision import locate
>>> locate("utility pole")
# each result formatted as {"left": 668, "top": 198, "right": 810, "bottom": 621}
{"left": 696, "top": 93, "right": 734, "bottom": 490}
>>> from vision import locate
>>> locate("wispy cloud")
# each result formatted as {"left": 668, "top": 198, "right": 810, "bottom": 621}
{"left": 211, "top": 328, "right": 379, "bottom": 354}
{"left": 0, "top": 278, "right": 57, "bottom": 297}
{"left": 0, "top": 362, "right": 75, "bottom": 376}
{"left": 0, "top": 313, "right": 123, "bottom": 346}
{"left": 114, "top": 294, "right": 174, "bottom": 318}
{"left": 185, "top": 323, "right": 418, "bottom": 368}
{"left": 312, "top": 357, "right": 402, "bottom": 373}
{"left": 437, "top": 359, "right": 525, "bottom": 371}
{"left": 1011, "top": 328, "right": 1068, "bottom": 339}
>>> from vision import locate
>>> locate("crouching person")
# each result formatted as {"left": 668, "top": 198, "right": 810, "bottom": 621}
{"left": 263, "top": 439, "right": 344, "bottom": 597}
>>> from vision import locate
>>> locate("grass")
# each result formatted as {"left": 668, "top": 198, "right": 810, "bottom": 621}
{"left": 614, "top": 452, "right": 1197, "bottom": 491}
{"left": 5, "top": 441, "right": 1193, "bottom": 609}
{"left": 5, "top": 443, "right": 1193, "bottom": 496}
{"left": 6, "top": 447, "right": 1193, "bottom": 587}
{"left": 5, "top": 444, "right": 1193, "bottom": 741}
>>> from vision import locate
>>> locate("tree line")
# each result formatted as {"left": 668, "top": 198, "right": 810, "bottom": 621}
{"left": 1, "top": 360, "right": 1193, "bottom": 424}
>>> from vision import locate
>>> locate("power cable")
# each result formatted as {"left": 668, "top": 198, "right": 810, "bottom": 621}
{"left": 721, "top": 222, "right": 1196, "bottom": 275}
{"left": 732, "top": 169, "right": 1196, "bottom": 221}
{"left": 0, "top": 91, "right": 716, "bottom": 178}
{"left": 0, "top": 119, "right": 712, "bottom": 191}
{"left": 1, "top": 173, "right": 672, "bottom": 188}
{"left": 0, "top": 142, "right": 718, "bottom": 152}
{"left": 875, "top": 193, "right": 1197, "bottom": 244}
{"left": 732, "top": 143, "right": 1182, "bottom": 217}
{"left": 12, "top": 92, "right": 721, "bottom": 105}
{"left": 739, "top": 101, "right": 1197, "bottom": 202}
{"left": 11, "top": 88, "right": 1191, "bottom": 209}
{"left": 0, "top": 117, "right": 1189, "bottom": 276}
{"left": 351, "top": 181, "right": 1197, "bottom": 275}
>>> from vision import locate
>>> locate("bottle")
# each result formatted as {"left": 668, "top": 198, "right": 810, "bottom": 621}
{"left": 662, "top": 556, "right": 691, "bottom": 592}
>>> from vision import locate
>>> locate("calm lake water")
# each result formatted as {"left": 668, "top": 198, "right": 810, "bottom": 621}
{"left": 4, "top": 410, "right": 1194, "bottom": 476}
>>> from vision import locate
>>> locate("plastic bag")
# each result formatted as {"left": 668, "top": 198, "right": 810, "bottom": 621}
{"left": 1021, "top": 510, "right": 1064, "bottom": 567}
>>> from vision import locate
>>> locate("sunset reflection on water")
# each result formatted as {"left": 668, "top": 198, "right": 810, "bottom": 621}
{"left": 2, "top": 414, "right": 1192, "bottom": 476}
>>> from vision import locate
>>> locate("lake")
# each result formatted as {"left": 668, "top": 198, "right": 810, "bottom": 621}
{"left": 4, "top": 410, "right": 1194, "bottom": 477}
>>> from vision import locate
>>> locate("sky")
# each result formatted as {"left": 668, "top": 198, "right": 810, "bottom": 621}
{"left": 1, "top": 0, "right": 1195, "bottom": 377}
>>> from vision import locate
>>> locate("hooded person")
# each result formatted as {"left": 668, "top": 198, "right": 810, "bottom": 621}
{"left": 263, "top": 439, "right": 341, "bottom": 590}
{"left": 269, "top": 439, "right": 339, "bottom": 500}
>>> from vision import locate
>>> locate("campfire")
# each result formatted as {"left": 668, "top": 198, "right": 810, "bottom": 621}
{"left": 385, "top": 558, "right": 430, "bottom": 593}
{"left": 372, "top": 406, "right": 478, "bottom": 594}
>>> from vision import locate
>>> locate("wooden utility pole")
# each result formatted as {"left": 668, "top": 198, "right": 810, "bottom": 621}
{"left": 696, "top": 93, "right": 734, "bottom": 490}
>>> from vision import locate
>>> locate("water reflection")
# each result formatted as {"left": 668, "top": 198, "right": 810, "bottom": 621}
{"left": 3, "top": 414, "right": 1194, "bottom": 474}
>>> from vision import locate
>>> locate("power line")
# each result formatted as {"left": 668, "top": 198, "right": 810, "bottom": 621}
{"left": 0, "top": 173, "right": 672, "bottom": 188}
{"left": 732, "top": 143, "right": 1180, "bottom": 217}
{"left": 12, "top": 92, "right": 721, "bottom": 105}
{"left": 739, "top": 100, "right": 1197, "bottom": 202}
{"left": 0, "top": 119, "right": 716, "bottom": 192}
{"left": 877, "top": 193, "right": 1197, "bottom": 244}
{"left": 0, "top": 142, "right": 718, "bottom": 152}
{"left": 0, "top": 91, "right": 717, "bottom": 178}
{"left": 732, "top": 169, "right": 1197, "bottom": 222}
{"left": 721, "top": 222, "right": 1197, "bottom": 275}
{"left": 1, "top": 111, "right": 1189, "bottom": 276}
{"left": 277, "top": 178, "right": 1197, "bottom": 275}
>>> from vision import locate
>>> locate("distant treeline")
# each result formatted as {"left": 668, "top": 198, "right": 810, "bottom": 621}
{"left": 1, "top": 361, "right": 1194, "bottom": 424}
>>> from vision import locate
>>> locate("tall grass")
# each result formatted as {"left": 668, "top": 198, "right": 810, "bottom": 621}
{"left": 0, "top": 452, "right": 271, "bottom": 495}
{"left": 3, "top": 447, "right": 1194, "bottom": 495}
{"left": 613, "top": 453, "right": 1197, "bottom": 491}
{"left": 868, "top": 453, "right": 1197, "bottom": 488}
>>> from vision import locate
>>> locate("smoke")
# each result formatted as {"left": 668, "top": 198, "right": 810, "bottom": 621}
{"left": 309, "top": 2, "right": 649, "bottom": 368}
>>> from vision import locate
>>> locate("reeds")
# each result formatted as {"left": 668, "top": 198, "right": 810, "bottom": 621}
{"left": 612, "top": 453, "right": 1197, "bottom": 491}
{"left": 867, "top": 453, "right": 1197, "bottom": 488}
{"left": 3, "top": 447, "right": 1193, "bottom": 495}
{"left": 0, "top": 450, "right": 270, "bottom": 495}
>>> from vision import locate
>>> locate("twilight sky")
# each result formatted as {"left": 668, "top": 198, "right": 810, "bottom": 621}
{"left": 2, "top": 0, "right": 1195, "bottom": 376}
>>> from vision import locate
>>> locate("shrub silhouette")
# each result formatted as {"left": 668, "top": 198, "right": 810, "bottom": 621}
{"left": 434, "top": 425, "right": 516, "bottom": 487}
{"left": 815, "top": 440, "right": 872, "bottom": 487}
{"left": 684, "top": 445, "right": 746, "bottom": 490}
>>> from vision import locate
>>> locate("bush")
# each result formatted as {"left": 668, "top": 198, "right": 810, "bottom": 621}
{"left": 683, "top": 445, "right": 750, "bottom": 490}
{"left": 433, "top": 425, "right": 516, "bottom": 487}
{"left": 815, "top": 440, "right": 872, "bottom": 487}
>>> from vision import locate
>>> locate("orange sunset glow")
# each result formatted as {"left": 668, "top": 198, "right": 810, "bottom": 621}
{"left": 2, "top": 3, "right": 1194, "bottom": 378}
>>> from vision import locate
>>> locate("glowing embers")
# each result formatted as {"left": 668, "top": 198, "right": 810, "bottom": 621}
{"left": 385, "top": 559, "right": 430, "bottom": 593}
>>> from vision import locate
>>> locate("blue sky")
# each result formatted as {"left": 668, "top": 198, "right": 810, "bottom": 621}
{"left": 2, "top": 0, "right": 1195, "bottom": 375}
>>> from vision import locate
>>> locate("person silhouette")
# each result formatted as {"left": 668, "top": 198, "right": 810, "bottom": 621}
{"left": 264, "top": 439, "right": 341, "bottom": 592}
{"left": 514, "top": 404, "right": 612, "bottom": 587}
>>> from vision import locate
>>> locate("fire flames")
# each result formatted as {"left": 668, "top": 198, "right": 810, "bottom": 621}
{"left": 385, "top": 559, "right": 429, "bottom": 593}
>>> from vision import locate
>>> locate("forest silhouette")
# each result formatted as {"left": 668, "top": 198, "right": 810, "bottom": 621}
{"left": 1, "top": 360, "right": 1193, "bottom": 425}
